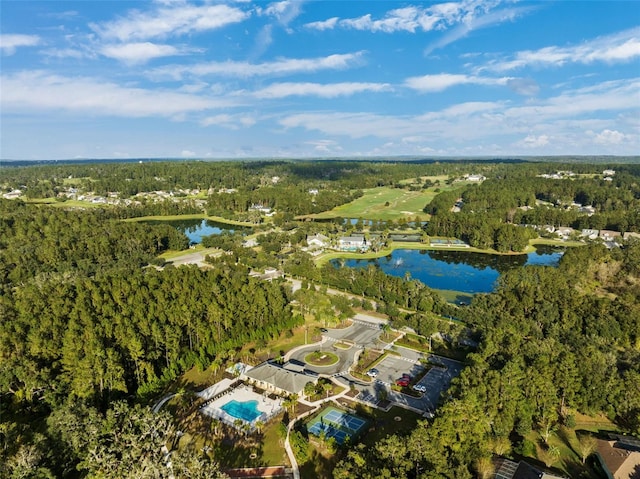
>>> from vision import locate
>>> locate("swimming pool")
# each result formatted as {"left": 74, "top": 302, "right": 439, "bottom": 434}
{"left": 221, "top": 399, "right": 262, "bottom": 422}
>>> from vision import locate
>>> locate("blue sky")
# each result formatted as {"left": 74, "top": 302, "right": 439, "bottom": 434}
{"left": 1, "top": 0, "right": 639, "bottom": 160}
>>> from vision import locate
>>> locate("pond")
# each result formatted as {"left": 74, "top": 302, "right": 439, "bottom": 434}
{"left": 331, "top": 246, "right": 564, "bottom": 294}
{"left": 145, "top": 218, "right": 243, "bottom": 244}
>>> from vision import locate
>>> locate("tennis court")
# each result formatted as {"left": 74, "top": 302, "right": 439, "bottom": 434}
{"left": 306, "top": 406, "right": 368, "bottom": 445}
{"left": 323, "top": 408, "right": 367, "bottom": 432}
{"left": 307, "top": 421, "right": 350, "bottom": 444}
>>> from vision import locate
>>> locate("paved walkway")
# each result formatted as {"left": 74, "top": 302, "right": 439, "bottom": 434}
{"left": 284, "top": 418, "right": 300, "bottom": 479}
{"left": 226, "top": 466, "right": 291, "bottom": 478}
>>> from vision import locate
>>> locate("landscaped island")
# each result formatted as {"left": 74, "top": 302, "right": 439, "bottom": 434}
{"left": 1, "top": 158, "right": 639, "bottom": 479}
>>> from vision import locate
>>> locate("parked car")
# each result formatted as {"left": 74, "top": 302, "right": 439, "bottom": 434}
{"left": 413, "top": 384, "right": 427, "bottom": 393}
{"left": 366, "top": 368, "right": 379, "bottom": 378}
{"left": 396, "top": 378, "right": 410, "bottom": 387}
{"left": 402, "top": 373, "right": 412, "bottom": 379}
{"left": 320, "top": 328, "right": 328, "bottom": 333}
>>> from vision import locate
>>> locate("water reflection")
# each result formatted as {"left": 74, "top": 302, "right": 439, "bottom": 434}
{"left": 332, "top": 247, "right": 564, "bottom": 294}
{"left": 145, "top": 219, "right": 243, "bottom": 244}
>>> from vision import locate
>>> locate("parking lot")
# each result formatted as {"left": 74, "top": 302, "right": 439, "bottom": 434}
{"left": 371, "top": 354, "right": 424, "bottom": 387}
{"left": 289, "top": 316, "right": 465, "bottom": 416}
{"left": 351, "top": 344, "right": 464, "bottom": 414}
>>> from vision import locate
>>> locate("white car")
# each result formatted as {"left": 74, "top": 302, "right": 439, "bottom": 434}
{"left": 413, "top": 384, "right": 427, "bottom": 393}
{"left": 366, "top": 368, "right": 379, "bottom": 378}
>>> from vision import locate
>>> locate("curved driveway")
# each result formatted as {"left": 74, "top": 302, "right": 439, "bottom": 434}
{"left": 289, "top": 320, "right": 384, "bottom": 375}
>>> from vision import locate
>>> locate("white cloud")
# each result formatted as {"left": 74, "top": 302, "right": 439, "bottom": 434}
{"left": 201, "top": 113, "right": 256, "bottom": 129}
{"left": 263, "top": 0, "right": 304, "bottom": 25}
{"left": 1, "top": 71, "right": 236, "bottom": 118}
{"left": 100, "top": 42, "right": 185, "bottom": 64}
{"left": 40, "top": 47, "right": 90, "bottom": 60}
{"left": 506, "top": 78, "right": 539, "bottom": 96}
{"left": 485, "top": 26, "right": 640, "bottom": 72}
{"left": 306, "top": 1, "right": 517, "bottom": 38}
{"left": 278, "top": 78, "right": 639, "bottom": 146}
{"left": 181, "top": 149, "right": 196, "bottom": 157}
{"left": 593, "top": 129, "right": 626, "bottom": 145}
{"left": 90, "top": 3, "right": 249, "bottom": 42}
{"left": 0, "top": 34, "right": 41, "bottom": 55}
{"left": 504, "top": 79, "right": 640, "bottom": 122}
{"left": 424, "top": 5, "right": 532, "bottom": 55}
{"left": 305, "top": 17, "right": 339, "bottom": 31}
{"left": 404, "top": 73, "right": 511, "bottom": 92}
{"left": 305, "top": 139, "right": 343, "bottom": 153}
{"left": 253, "top": 82, "right": 391, "bottom": 99}
{"left": 521, "top": 134, "right": 550, "bottom": 148}
{"left": 149, "top": 52, "right": 366, "bottom": 79}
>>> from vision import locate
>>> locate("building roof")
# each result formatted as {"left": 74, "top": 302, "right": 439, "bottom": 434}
{"left": 597, "top": 437, "right": 640, "bottom": 479}
{"left": 339, "top": 236, "right": 366, "bottom": 243}
{"left": 244, "top": 361, "right": 314, "bottom": 395}
{"left": 494, "top": 458, "right": 566, "bottom": 479}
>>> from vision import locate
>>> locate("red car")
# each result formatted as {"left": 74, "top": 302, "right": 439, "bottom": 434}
{"left": 396, "top": 378, "right": 410, "bottom": 387}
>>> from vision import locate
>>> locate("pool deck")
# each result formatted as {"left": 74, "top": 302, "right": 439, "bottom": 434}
{"left": 200, "top": 384, "right": 283, "bottom": 428}
{"left": 196, "top": 378, "right": 235, "bottom": 400}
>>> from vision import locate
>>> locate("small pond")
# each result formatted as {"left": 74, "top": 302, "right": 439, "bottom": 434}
{"left": 145, "top": 218, "right": 244, "bottom": 244}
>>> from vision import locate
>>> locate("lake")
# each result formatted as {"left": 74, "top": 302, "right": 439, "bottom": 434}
{"left": 146, "top": 218, "right": 242, "bottom": 244}
{"left": 331, "top": 246, "right": 564, "bottom": 294}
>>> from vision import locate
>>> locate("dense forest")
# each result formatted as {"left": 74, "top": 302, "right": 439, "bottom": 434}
{"left": 0, "top": 199, "right": 297, "bottom": 477}
{"left": 425, "top": 165, "right": 640, "bottom": 251}
{"left": 334, "top": 243, "right": 640, "bottom": 478}
{"left": 1, "top": 159, "right": 639, "bottom": 478}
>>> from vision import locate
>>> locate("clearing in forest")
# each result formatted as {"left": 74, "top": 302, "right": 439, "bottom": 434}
{"left": 304, "top": 186, "right": 437, "bottom": 222}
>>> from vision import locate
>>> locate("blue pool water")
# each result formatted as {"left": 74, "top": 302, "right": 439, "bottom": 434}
{"left": 221, "top": 399, "right": 261, "bottom": 422}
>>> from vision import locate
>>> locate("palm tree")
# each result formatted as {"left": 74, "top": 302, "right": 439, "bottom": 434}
{"left": 323, "top": 382, "right": 333, "bottom": 399}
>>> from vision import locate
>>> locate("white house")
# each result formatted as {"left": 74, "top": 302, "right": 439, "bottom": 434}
{"left": 581, "top": 229, "right": 600, "bottom": 240}
{"left": 338, "top": 236, "right": 368, "bottom": 251}
{"left": 306, "top": 233, "right": 329, "bottom": 248}
{"left": 555, "top": 227, "right": 575, "bottom": 240}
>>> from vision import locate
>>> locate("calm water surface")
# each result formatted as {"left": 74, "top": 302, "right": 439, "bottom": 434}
{"left": 147, "top": 218, "right": 242, "bottom": 244}
{"left": 332, "top": 246, "right": 564, "bottom": 294}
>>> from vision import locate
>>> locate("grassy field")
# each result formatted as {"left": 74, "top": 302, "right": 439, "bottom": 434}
{"left": 24, "top": 198, "right": 108, "bottom": 208}
{"left": 302, "top": 187, "right": 434, "bottom": 221}
{"left": 124, "top": 213, "right": 254, "bottom": 227}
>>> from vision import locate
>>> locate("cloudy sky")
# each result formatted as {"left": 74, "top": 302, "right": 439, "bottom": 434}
{"left": 1, "top": 0, "right": 639, "bottom": 160}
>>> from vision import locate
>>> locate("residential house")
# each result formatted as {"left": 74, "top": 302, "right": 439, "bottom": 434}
{"left": 596, "top": 435, "right": 640, "bottom": 479}
{"left": 249, "top": 268, "right": 283, "bottom": 281}
{"left": 338, "top": 235, "right": 368, "bottom": 252}
{"left": 580, "top": 205, "right": 596, "bottom": 215}
{"left": 249, "top": 204, "right": 272, "bottom": 214}
{"left": 306, "top": 233, "right": 329, "bottom": 248}
{"left": 555, "top": 227, "right": 575, "bottom": 240}
{"left": 623, "top": 232, "right": 640, "bottom": 242}
{"left": 600, "top": 230, "right": 622, "bottom": 242}
{"left": 466, "top": 174, "right": 486, "bottom": 182}
{"left": 493, "top": 457, "right": 567, "bottom": 479}
{"left": 581, "top": 229, "right": 600, "bottom": 240}
{"left": 242, "top": 238, "right": 258, "bottom": 248}
{"left": 603, "top": 169, "right": 616, "bottom": 176}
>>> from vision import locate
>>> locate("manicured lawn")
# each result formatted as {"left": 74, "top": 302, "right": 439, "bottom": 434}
{"left": 520, "top": 426, "right": 605, "bottom": 479}
{"left": 353, "top": 403, "right": 422, "bottom": 445}
{"left": 124, "top": 213, "right": 254, "bottom": 227}
{"left": 25, "top": 198, "right": 108, "bottom": 208}
{"left": 303, "top": 187, "right": 434, "bottom": 221}
{"left": 305, "top": 351, "right": 340, "bottom": 366}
